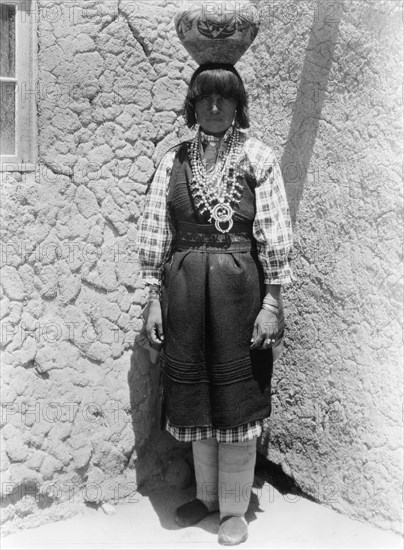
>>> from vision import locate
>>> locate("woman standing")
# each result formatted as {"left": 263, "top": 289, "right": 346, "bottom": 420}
{"left": 138, "top": 63, "right": 293, "bottom": 545}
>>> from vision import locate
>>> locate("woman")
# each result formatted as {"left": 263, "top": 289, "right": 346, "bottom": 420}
{"left": 138, "top": 63, "right": 293, "bottom": 546}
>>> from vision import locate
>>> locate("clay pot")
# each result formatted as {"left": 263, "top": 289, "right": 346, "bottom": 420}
{"left": 174, "top": 1, "right": 260, "bottom": 65}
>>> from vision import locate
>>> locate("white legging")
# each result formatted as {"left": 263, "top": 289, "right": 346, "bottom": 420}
{"left": 192, "top": 437, "right": 257, "bottom": 518}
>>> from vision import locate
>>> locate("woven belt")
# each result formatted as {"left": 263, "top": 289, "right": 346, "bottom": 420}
{"left": 174, "top": 221, "right": 256, "bottom": 252}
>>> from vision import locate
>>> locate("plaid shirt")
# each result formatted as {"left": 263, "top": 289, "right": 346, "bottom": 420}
{"left": 137, "top": 128, "right": 293, "bottom": 286}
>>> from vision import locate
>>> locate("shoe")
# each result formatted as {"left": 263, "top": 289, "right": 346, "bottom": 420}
{"left": 218, "top": 516, "right": 248, "bottom": 546}
{"left": 174, "top": 499, "right": 210, "bottom": 527}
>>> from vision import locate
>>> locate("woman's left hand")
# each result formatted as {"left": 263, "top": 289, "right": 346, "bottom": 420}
{"left": 250, "top": 309, "right": 279, "bottom": 350}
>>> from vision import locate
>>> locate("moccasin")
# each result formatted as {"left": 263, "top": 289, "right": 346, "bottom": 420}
{"left": 174, "top": 499, "right": 210, "bottom": 527}
{"left": 218, "top": 515, "right": 248, "bottom": 546}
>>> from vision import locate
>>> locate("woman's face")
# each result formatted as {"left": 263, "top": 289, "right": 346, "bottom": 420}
{"left": 195, "top": 93, "right": 237, "bottom": 137}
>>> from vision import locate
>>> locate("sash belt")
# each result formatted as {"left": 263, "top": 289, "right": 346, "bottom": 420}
{"left": 174, "top": 221, "right": 256, "bottom": 253}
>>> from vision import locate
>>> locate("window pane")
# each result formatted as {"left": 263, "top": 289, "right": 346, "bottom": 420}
{"left": 0, "top": 82, "right": 15, "bottom": 155}
{"left": 0, "top": 4, "right": 16, "bottom": 78}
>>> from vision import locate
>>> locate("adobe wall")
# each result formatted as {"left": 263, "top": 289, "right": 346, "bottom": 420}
{"left": 1, "top": 0, "right": 402, "bottom": 535}
{"left": 251, "top": 0, "right": 403, "bottom": 534}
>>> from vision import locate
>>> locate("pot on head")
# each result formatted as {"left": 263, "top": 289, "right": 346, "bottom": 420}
{"left": 175, "top": 1, "right": 260, "bottom": 65}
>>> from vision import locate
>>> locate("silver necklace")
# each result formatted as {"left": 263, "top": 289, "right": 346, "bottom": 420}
{"left": 188, "top": 127, "right": 243, "bottom": 233}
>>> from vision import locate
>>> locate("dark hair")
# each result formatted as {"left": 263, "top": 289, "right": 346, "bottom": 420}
{"left": 184, "top": 64, "right": 250, "bottom": 129}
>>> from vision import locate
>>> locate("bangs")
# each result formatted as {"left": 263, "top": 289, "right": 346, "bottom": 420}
{"left": 184, "top": 64, "right": 250, "bottom": 129}
{"left": 190, "top": 69, "right": 245, "bottom": 103}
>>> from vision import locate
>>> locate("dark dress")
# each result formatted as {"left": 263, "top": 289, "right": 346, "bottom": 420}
{"left": 159, "top": 143, "right": 274, "bottom": 430}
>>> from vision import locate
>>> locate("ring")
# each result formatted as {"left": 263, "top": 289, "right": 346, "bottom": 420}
{"left": 265, "top": 339, "right": 272, "bottom": 345}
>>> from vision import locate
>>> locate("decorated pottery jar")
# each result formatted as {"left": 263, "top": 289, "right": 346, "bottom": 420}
{"left": 174, "top": 1, "right": 260, "bottom": 65}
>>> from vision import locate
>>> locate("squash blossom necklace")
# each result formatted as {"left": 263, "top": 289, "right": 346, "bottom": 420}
{"left": 188, "top": 126, "right": 244, "bottom": 233}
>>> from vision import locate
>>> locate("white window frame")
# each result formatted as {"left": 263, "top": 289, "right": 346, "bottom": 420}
{"left": 0, "top": 0, "right": 37, "bottom": 171}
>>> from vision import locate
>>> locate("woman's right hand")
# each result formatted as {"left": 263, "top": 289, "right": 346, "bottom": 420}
{"left": 145, "top": 301, "right": 165, "bottom": 345}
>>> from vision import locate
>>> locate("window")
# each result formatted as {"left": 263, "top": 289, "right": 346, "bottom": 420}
{"left": 0, "top": 0, "right": 36, "bottom": 169}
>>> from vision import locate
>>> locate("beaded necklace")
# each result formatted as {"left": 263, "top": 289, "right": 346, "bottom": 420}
{"left": 188, "top": 126, "right": 244, "bottom": 233}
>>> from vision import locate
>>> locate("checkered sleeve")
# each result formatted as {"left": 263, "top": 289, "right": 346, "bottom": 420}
{"left": 246, "top": 139, "right": 293, "bottom": 285}
{"left": 137, "top": 150, "right": 176, "bottom": 285}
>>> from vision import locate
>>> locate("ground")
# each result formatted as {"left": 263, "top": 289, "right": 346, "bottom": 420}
{"left": 2, "top": 478, "right": 402, "bottom": 550}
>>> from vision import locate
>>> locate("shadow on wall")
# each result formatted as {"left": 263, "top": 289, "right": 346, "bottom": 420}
{"left": 281, "top": 1, "right": 343, "bottom": 224}
{"left": 127, "top": 336, "right": 161, "bottom": 488}
{"left": 127, "top": 331, "right": 191, "bottom": 493}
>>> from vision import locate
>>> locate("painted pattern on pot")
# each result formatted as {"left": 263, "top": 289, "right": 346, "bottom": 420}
{"left": 175, "top": 3, "right": 260, "bottom": 64}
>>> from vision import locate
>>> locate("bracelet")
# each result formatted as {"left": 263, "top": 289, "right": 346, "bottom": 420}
{"left": 262, "top": 303, "right": 279, "bottom": 313}
{"left": 262, "top": 299, "right": 279, "bottom": 308}
{"left": 262, "top": 302, "right": 279, "bottom": 310}
{"left": 263, "top": 296, "right": 279, "bottom": 307}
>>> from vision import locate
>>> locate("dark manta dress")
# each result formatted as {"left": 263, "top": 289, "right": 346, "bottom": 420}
{"left": 159, "top": 142, "right": 274, "bottom": 432}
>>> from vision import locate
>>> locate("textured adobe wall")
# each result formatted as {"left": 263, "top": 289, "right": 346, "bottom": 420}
{"left": 250, "top": 0, "right": 403, "bottom": 534}
{"left": 0, "top": 0, "right": 194, "bottom": 534}
{"left": 0, "top": 0, "right": 402, "bottom": 536}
